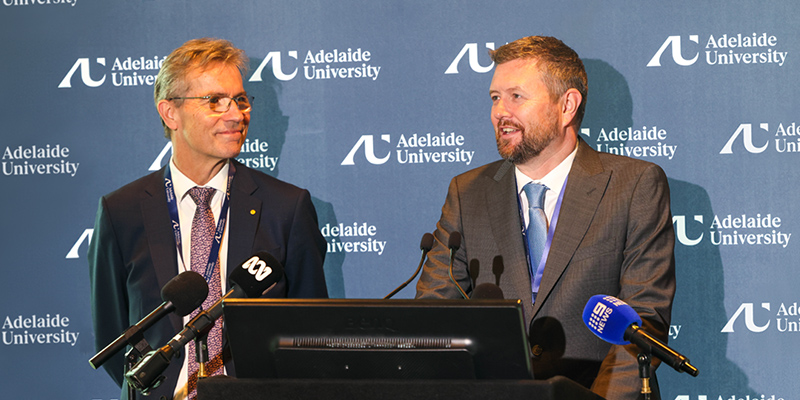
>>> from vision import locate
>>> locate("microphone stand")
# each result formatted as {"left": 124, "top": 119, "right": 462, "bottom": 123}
{"left": 121, "top": 329, "right": 154, "bottom": 400}
{"left": 124, "top": 349, "right": 140, "bottom": 400}
{"left": 637, "top": 353, "right": 652, "bottom": 400}
{"left": 195, "top": 330, "right": 210, "bottom": 378}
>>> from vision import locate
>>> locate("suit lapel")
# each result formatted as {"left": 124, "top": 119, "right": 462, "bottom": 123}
{"left": 140, "top": 167, "right": 182, "bottom": 330}
{"left": 531, "top": 140, "right": 611, "bottom": 317}
{"left": 485, "top": 161, "right": 534, "bottom": 308}
{"left": 227, "top": 160, "right": 261, "bottom": 272}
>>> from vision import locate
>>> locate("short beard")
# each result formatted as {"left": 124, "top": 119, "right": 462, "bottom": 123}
{"left": 495, "top": 113, "right": 559, "bottom": 165}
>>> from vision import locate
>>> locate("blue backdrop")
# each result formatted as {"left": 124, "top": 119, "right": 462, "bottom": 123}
{"left": 1, "top": 1, "right": 798, "bottom": 399}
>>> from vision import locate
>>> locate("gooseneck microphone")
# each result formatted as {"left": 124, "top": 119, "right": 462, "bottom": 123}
{"left": 446, "top": 231, "right": 469, "bottom": 299}
{"left": 125, "top": 252, "right": 285, "bottom": 393}
{"left": 583, "top": 295, "right": 699, "bottom": 377}
{"left": 384, "top": 233, "right": 434, "bottom": 299}
{"left": 90, "top": 271, "right": 208, "bottom": 369}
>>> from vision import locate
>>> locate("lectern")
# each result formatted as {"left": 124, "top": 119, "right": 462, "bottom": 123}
{"left": 198, "top": 375, "right": 604, "bottom": 400}
{"left": 207, "top": 298, "right": 603, "bottom": 400}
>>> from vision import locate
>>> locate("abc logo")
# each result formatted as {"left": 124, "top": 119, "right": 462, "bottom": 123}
{"left": 241, "top": 256, "right": 273, "bottom": 281}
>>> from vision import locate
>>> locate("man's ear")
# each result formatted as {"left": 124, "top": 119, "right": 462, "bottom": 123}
{"left": 157, "top": 99, "right": 180, "bottom": 131}
{"left": 561, "top": 88, "right": 582, "bottom": 128}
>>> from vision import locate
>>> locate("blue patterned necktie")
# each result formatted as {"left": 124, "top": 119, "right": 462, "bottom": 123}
{"left": 523, "top": 182, "right": 548, "bottom": 302}
{"left": 187, "top": 186, "right": 223, "bottom": 399}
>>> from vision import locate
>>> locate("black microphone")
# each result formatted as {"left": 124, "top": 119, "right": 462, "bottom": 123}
{"left": 89, "top": 271, "right": 208, "bottom": 369}
{"left": 384, "top": 233, "right": 434, "bottom": 299}
{"left": 625, "top": 324, "right": 698, "bottom": 376}
{"left": 472, "top": 283, "right": 504, "bottom": 299}
{"left": 583, "top": 295, "right": 699, "bottom": 377}
{"left": 125, "top": 252, "right": 285, "bottom": 393}
{"left": 447, "top": 231, "right": 469, "bottom": 299}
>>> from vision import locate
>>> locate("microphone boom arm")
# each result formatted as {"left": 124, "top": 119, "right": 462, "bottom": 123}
{"left": 626, "top": 324, "right": 699, "bottom": 377}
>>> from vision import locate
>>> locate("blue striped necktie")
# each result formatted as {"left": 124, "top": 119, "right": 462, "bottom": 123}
{"left": 523, "top": 182, "right": 548, "bottom": 302}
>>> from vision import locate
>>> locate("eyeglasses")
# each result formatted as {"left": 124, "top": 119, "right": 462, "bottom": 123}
{"left": 167, "top": 95, "right": 254, "bottom": 113}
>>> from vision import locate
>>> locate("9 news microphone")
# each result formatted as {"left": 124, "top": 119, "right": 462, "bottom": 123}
{"left": 89, "top": 271, "right": 208, "bottom": 369}
{"left": 384, "top": 233, "right": 434, "bottom": 299}
{"left": 582, "top": 295, "right": 698, "bottom": 376}
{"left": 125, "top": 252, "right": 285, "bottom": 392}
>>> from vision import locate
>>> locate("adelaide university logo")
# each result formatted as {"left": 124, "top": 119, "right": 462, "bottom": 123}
{"left": 58, "top": 56, "right": 164, "bottom": 88}
{"left": 445, "top": 43, "right": 496, "bottom": 74}
{"left": 723, "top": 302, "right": 800, "bottom": 334}
{"left": 58, "top": 58, "right": 107, "bottom": 88}
{"left": 648, "top": 33, "right": 787, "bottom": 67}
{"left": 341, "top": 133, "right": 476, "bottom": 166}
{"left": 341, "top": 135, "right": 391, "bottom": 165}
{"left": 673, "top": 215, "right": 704, "bottom": 246}
{"left": 672, "top": 213, "right": 791, "bottom": 248}
{"left": 249, "top": 51, "right": 299, "bottom": 81}
{"left": 249, "top": 48, "right": 381, "bottom": 82}
{"left": 721, "top": 303, "right": 771, "bottom": 333}
{"left": 720, "top": 123, "right": 769, "bottom": 154}
{"left": 721, "top": 123, "right": 800, "bottom": 154}
{"left": 647, "top": 36, "right": 700, "bottom": 67}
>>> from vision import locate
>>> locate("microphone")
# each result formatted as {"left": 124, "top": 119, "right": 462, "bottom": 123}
{"left": 583, "top": 295, "right": 698, "bottom": 377}
{"left": 384, "top": 233, "right": 434, "bottom": 299}
{"left": 447, "top": 231, "right": 469, "bottom": 299}
{"left": 89, "top": 271, "right": 208, "bottom": 369}
{"left": 125, "top": 252, "right": 285, "bottom": 393}
{"left": 472, "top": 283, "right": 504, "bottom": 299}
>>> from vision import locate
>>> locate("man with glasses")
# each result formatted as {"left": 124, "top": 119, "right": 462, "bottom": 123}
{"left": 88, "top": 38, "right": 328, "bottom": 400}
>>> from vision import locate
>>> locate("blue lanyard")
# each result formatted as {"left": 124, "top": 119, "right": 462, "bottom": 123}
{"left": 518, "top": 175, "right": 568, "bottom": 296}
{"left": 164, "top": 163, "right": 235, "bottom": 282}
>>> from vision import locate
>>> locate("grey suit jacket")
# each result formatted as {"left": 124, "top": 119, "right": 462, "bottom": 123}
{"left": 416, "top": 139, "right": 675, "bottom": 400}
{"left": 89, "top": 160, "right": 328, "bottom": 400}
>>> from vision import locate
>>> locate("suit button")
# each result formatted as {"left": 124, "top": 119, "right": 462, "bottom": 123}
{"left": 531, "top": 345, "right": 543, "bottom": 357}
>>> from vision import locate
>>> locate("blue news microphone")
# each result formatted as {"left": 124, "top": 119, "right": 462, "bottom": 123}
{"left": 583, "top": 295, "right": 698, "bottom": 377}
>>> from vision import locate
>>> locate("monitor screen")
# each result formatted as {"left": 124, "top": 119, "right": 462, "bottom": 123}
{"left": 223, "top": 298, "right": 533, "bottom": 380}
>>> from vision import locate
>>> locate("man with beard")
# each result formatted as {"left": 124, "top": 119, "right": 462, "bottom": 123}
{"left": 416, "top": 36, "right": 675, "bottom": 400}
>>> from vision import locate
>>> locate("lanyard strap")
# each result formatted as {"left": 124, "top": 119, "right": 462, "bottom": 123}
{"left": 518, "top": 175, "right": 568, "bottom": 296}
{"left": 165, "top": 163, "right": 235, "bottom": 282}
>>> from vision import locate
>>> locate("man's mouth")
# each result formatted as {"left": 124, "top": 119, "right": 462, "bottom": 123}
{"left": 498, "top": 121, "right": 523, "bottom": 136}
{"left": 497, "top": 119, "right": 523, "bottom": 135}
{"left": 218, "top": 128, "right": 244, "bottom": 136}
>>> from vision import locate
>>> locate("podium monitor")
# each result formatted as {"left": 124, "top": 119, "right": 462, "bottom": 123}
{"left": 223, "top": 298, "right": 533, "bottom": 380}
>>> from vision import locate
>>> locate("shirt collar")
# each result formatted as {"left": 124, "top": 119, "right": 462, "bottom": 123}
{"left": 169, "top": 158, "right": 230, "bottom": 203}
{"left": 515, "top": 143, "right": 578, "bottom": 196}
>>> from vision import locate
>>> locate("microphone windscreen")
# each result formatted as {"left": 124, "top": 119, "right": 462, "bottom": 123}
{"left": 420, "top": 233, "right": 434, "bottom": 251}
{"left": 448, "top": 231, "right": 462, "bottom": 250}
{"left": 229, "top": 252, "right": 285, "bottom": 298}
{"left": 161, "top": 271, "right": 208, "bottom": 316}
{"left": 582, "top": 295, "right": 642, "bottom": 345}
{"left": 472, "top": 283, "right": 504, "bottom": 299}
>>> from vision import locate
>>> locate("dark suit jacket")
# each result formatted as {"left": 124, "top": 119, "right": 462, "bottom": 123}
{"left": 416, "top": 139, "right": 675, "bottom": 400}
{"left": 88, "top": 159, "right": 328, "bottom": 400}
